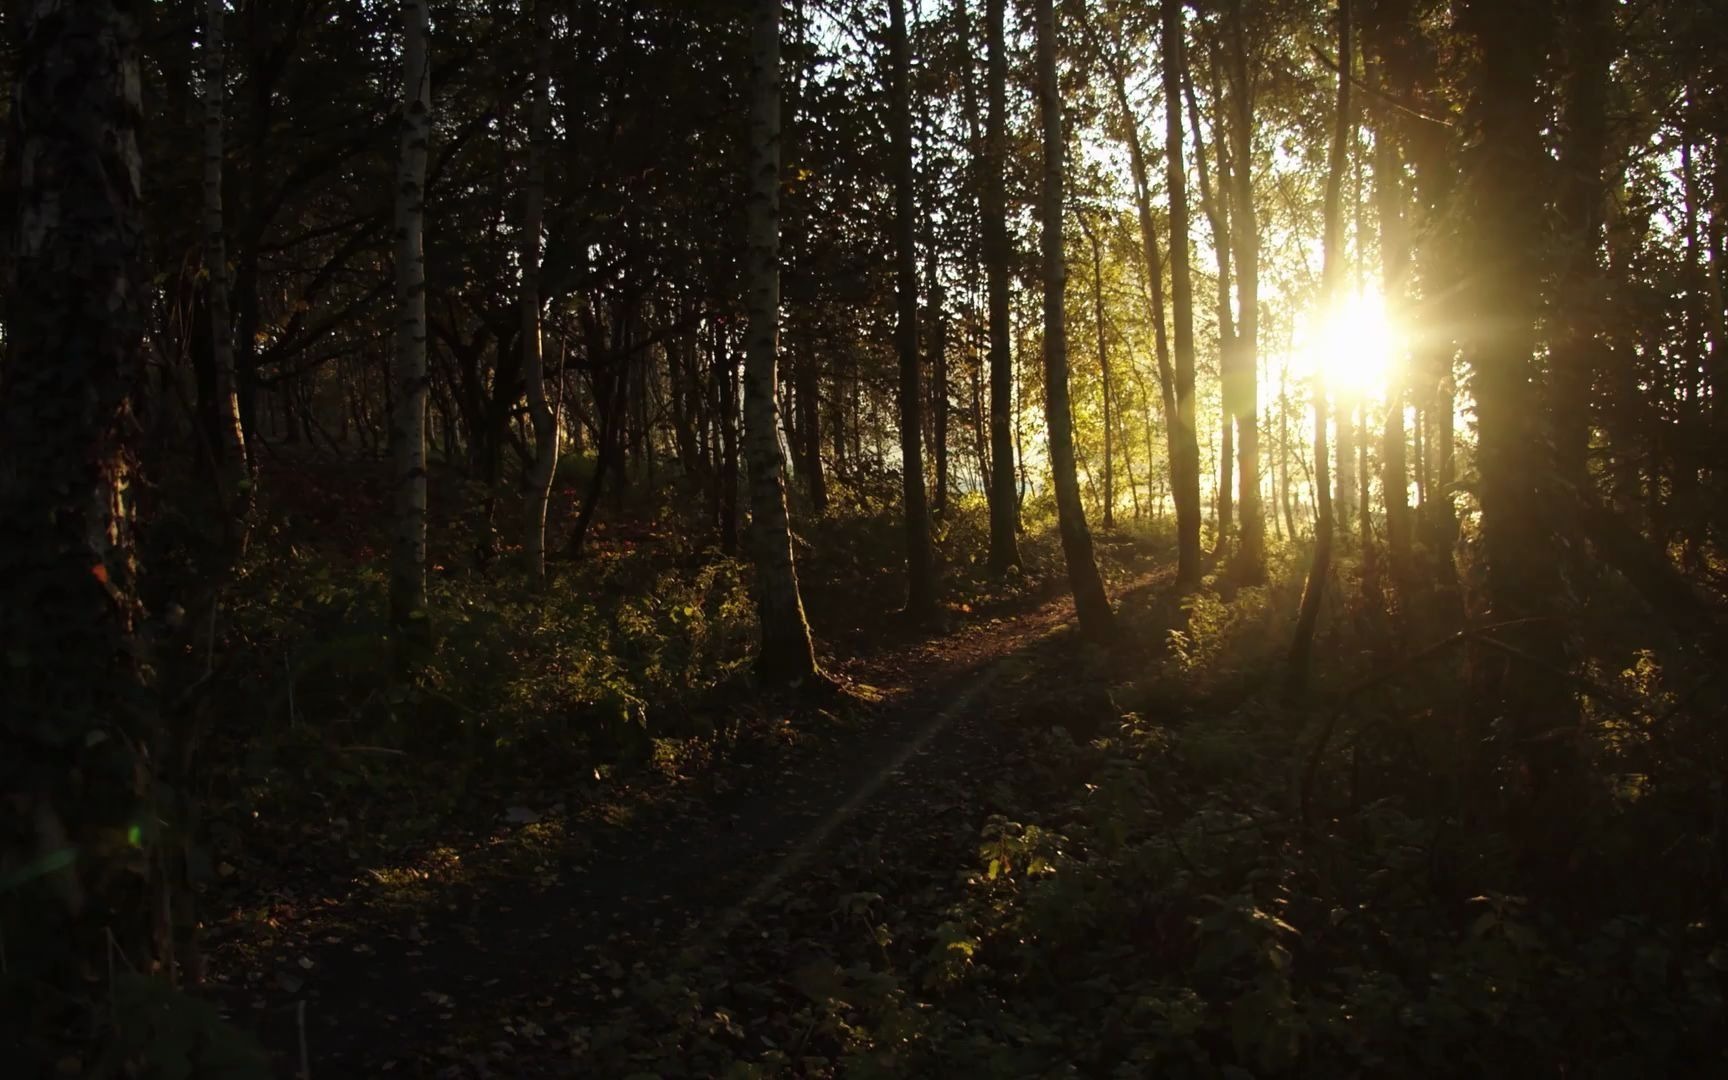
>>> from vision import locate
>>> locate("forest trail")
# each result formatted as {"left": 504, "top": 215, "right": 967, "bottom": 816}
{"left": 219, "top": 577, "right": 1127, "bottom": 1077}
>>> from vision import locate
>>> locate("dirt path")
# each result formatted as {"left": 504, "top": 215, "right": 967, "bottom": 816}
{"left": 220, "top": 585, "right": 1095, "bottom": 1076}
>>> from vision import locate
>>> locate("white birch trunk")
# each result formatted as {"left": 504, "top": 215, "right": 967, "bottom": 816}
{"left": 521, "top": 0, "right": 557, "bottom": 580}
{"left": 390, "top": 0, "right": 432, "bottom": 645}
{"left": 743, "top": 0, "right": 820, "bottom": 684}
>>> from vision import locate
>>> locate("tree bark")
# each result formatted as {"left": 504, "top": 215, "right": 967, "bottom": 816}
{"left": 1083, "top": 11, "right": 1181, "bottom": 531}
{"left": 1184, "top": 59, "right": 1236, "bottom": 555}
{"left": 0, "top": 0, "right": 156, "bottom": 1019}
{"left": 1457, "top": 0, "right": 1577, "bottom": 791}
{"left": 1161, "top": 0, "right": 1204, "bottom": 586}
{"left": 1036, "top": 0, "right": 1115, "bottom": 641}
{"left": 926, "top": 238, "right": 950, "bottom": 517}
{"left": 1363, "top": 31, "right": 1412, "bottom": 587}
{"left": 743, "top": 0, "right": 822, "bottom": 684}
{"left": 889, "top": 0, "right": 938, "bottom": 619}
{"left": 983, "top": 0, "right": 1023, "bottom": 574}
{"left": 521, "top": 0, "right": 557, "bottom": 580}
{"left": 1081, "top": 214, "right": 1115, "bottom": 529}
{"left": 1286, "top": 0, "right": 1350, "bottom": 702}
{"left": 1220, "top": 5, "right": 1265, "bottom": 581}
{"left": 203, "top": 0, "right": 253, "bottom": 550}
{"left": 390, "top": 0, "right": 432, "bottom": 658}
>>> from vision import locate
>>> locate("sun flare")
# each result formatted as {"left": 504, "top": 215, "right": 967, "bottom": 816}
{"left": 1308, "top": 290, "right": 1396, "bottom": 398}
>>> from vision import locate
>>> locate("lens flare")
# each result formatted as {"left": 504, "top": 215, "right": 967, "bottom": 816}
{"left": 1311, "top": 290, "right": 1395, "bottom": 398}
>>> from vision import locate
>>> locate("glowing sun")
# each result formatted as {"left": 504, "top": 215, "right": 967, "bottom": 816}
{"left": 1310, "top": 290, "right": 1395, "bottom": 398}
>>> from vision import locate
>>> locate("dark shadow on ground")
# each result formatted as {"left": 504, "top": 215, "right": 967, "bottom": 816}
{"left": 212, "top": 577, "right": 1123, "bottom": 1075}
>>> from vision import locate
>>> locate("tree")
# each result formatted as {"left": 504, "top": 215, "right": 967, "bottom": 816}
{"left": 1363, "top": 0, "right": 1414, "bottom": 587}
{"left": 1162, "top": 0, "right": 1204, "bottom": 586}
{"left": 203, "top": 0, "right": 252, "bottom": 549}
{"left": 1219, "top": 1, "right": 1266, "bottom": 582}
{"left": 983, "top": 0, "right": 1023, "bottom": 574}
{"left": 1457, "top": 0, "right": 1578, "bottom": 794}
{"left": 1286, "top": 0, "right": 1350, "bottom": 701}
{"left": 889, "top": 0, "right": 939, "bottom": 618}
{"left": 1086, "top": 5, "right": 1180, "bottom": 533}
{"left": 1080, "top": 213, "right": 1116, "bottom": 529}
{"left": 744, "top": 0, "right": 823, "bottom": 685}
{"left": 521, "top": 0, "right": 558, "bottom": 580}
{"left": 1184, "top": 52, "right": 1237, "bottom": 555}
{"left": 390, "top": 0, "right": 432, "bottom": 659}
{"left": 1035, "top": 0, "right": 1115, "bottom": 640}
{"left": 0, "top": 0, "right": 158, "bottom": 1025}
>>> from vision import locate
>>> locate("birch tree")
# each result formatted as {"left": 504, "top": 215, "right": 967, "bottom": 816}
{"left": 744, "top": 0, "right": 823, "bottom": 684}
{"left": 391, "top": 0, "right": 432, "bottom": 651}
{"left": 522, "top": 0, "right": 558, "bottom": 580}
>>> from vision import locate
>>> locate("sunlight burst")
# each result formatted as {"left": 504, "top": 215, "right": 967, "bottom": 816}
{"left": 1311, "top": 290, "right": 1396, "bottom": 399}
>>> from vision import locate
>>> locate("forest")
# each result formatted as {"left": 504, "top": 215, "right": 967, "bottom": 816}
{"left": 2, "top": 0, "right": 1725, "bottom": 1075}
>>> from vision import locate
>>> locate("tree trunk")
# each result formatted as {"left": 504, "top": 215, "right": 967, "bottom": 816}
{"left": 521, "top": 0, "right": 557, "bottom": 580}
{"left": 926, "top": 239, "right": 950, "bottom": 517}
{"left": 1090, "top": 14, "right": 1180, "bottom": 521}
{"left": 983, "top": 0, "right": 1022, "bottom": 574}
{"left": 1081, "top": 215, "right": 1116, "bottom": 529}
{"left": 721, "top": 329, "right": 742, "bottom": 553}
{"left": 890, "top": 0, "right": 938, "bottom": 618}
{"left": 390, "top": 0, "right": 432, "bottom": 658}
{"left": 743, "top": 0, "right": 821, "bottom": 684}
{"left": 1286, "top": 0, "right": 1350, "bottom": 702}
{"left": 1221, "top": 5, "right": 1265, "bottom": 581}
{"left": 0, "top": 0, "right": 157, "bottom": 1020}
{"left": 203, "top": 0, "right": 252, "bottom": 550}
{"left": 1364, "top": 24, "right": 1413, "bottom": 588}
{"left": 1458, "top": 0, "right": 1578, "bottom": 792}
{"left": 1036, "top": 0, "right": 1114, "bottom": 640}
{"left": 1185, "top": 60, "right": 1236, "bottom": 556}
{"left": 1161, "top": 0, "right": 1204, "bottom": 585}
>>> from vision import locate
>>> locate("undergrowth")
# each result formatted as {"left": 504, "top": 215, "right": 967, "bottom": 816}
{"left": 686, "top": 541, "right": 1728, "bottom": 1079}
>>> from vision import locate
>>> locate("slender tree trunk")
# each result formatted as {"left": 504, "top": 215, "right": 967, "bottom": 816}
{"left": 1091, "top": 15, "right": 1180, "bottom": 511}
{"left": 927, "top": 239, "right": 950, "bottom": 516}
{"left": 1220, "top": 8, "right": 1265, "bottom": 581}
{"left": 203, "top": 0, "right": 252, "bottom": 551}
{"left": 1286, "top": 0, "right": 1350, "bottom": 702}
{"left": 1, "top": 0, "right": 157, "bottom": 1022}
{"left": 1185, "top": 62, "right": 1236, "bottom": 554}
{"left": 1082, "top": 215, "right": 1116, "bottom": 528}
{"left": 1365, "top": 28, "right": 1413, "bottom": 588}
{"left": 1162, "top": 0, "right": 1203, "bottom": 585}
{"left": 743, "top": 0, "right": 821, "bottom": 683}
{"left": 521, "top": 0, "right": 557, "bottom": 579}
{"left": 1036, "top": 0, "right": 1114, "bottom": 640}
{"left": 390, "top": 0, "right": 432, "bottom": 656}
{"left": 983, "top": 0, "right": 1022, "bottom": 573}
{"left": 890, "top": 0, "right": 938, "bottom": 617}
